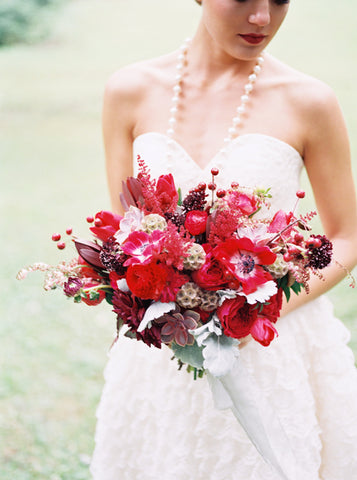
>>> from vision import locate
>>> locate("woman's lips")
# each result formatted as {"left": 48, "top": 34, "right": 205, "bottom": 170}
{"left": 239, "top": 34, "right": 267, "bottom": 45}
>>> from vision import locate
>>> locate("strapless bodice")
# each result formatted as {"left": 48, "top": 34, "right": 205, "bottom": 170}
{"left": 133, "top": 132, "right": 304, "bottom": 212}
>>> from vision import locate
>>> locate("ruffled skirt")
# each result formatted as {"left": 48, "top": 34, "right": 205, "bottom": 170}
{"left": 90, "top": 296, "right": 357, "bottom": 480}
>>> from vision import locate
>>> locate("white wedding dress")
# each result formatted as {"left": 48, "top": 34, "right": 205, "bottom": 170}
{"left": 90, "top": 132, "right": 357, "bottom": 480}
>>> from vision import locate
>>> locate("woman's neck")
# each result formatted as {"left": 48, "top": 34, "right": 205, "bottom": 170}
{"left": 189, "top": 24, "right": 262, "bottom": 85}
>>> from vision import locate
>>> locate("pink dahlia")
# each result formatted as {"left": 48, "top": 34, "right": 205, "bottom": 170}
{"left": 122, "top": 230, "right": 165, "bottom": 266}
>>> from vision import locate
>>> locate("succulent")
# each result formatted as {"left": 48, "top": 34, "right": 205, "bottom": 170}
{"left": 183, "top": 243, "right": 206, "bottom": 270}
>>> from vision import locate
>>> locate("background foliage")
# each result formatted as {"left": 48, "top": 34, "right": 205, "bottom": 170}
{"left": 0, "top": 0, "right": 67, "bottom": 46}
{"left": 0, "top": 1, "right": 356, "bottom": 478}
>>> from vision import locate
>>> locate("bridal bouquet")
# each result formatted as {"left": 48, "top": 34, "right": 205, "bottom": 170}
{"left": 18, "top": 157, "right": 333, "bottom": 378}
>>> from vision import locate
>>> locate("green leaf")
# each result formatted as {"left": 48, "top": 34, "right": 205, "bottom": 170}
{"left": 89, "top": 291, "right": 100, "bottom": 301}
{"left": 177, "top": 187, "right": 182, "bottom": 206}
{"left": 291, "top": 281, "right": 303, "bottom": 295}
{"left": 105, "top": 291, "right": 114, "bottom": 305}
{"left": 171, "top": 341, "right": 204, "bottom": 369}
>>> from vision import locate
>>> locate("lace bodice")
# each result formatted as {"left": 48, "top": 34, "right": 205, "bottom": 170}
{"left": 133, "top": 132, "right": 303, "bottom": 212}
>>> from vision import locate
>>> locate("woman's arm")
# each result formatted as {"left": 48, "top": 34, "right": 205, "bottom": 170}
{"left": 282, "top": 83, "right": 357, "bottom": 315}
{"left": 102, "top": 68, "right": 144, "bottom": 215}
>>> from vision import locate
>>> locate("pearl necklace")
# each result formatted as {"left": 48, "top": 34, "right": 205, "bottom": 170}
{"left": 166, "top": 38, "right": 264, "bottom": 169}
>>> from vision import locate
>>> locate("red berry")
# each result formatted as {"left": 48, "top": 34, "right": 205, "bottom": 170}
{"left": 52, "top": 233, "right": 61, "bottom": 242}
{"left": 94, "top": 218, "right": 103, "bottom": 227}
{"left": 231, "top": 182, "right": 239, "bottom": 189}
{"left": 216, "top": 189, "right": 226, "bottom": 198}
{"left": 207, "top": 182, "right": 216, "bottom": 191}
{"left": 294, "top": 233, "right": 304, "bottom": 243}
{"left": 86, "top": 216, "right": 94, "bottom": 223}
{"left": 66, "top": 228, "right": 73, "bottom": 235}
{"left": 57, "top": 242, "right": 66, "bottom": 250}
{"left": 288, "top": 246, "right": 300, "bottom": 256}
{"left": 283, "top": 252, "right": 293, "bottom": 262}
{"left": 296, "top": 190, "right": 305, "bottom": 199}
{"left": 312, "top": 238, "right": 322, "bottom": 248}
{"left": 211, "top": 167, "right": 219, "bottom": 176}
{"left": 197, "top": 182, "right": 206, "bottom": 191}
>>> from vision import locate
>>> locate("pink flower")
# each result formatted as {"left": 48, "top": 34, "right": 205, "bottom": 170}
{"left": 90, "top": 211, "right": 122, "bottom": 241}
{"left": 225, "top": 190, "right": 258, "bottom": 216}
{"left": 114, "top": 206, "right": 144, "bottom": 244}
{"left": 268, "top": 210, "right": 294, "bottom": 236}
{"left": 155, "top": 174, "right": 178, "bottom": 213}
{"left": 122, "top": 230, "right": 164, "bottom": 266}
{"left": 216, "top": 296, "right": 258, "bottom": 339}
{"left": 251, "top": 317, "right": 278, "bottom": 347}
{"left": 213, "top": 237, "right": 276, "bottom": 294}
{"left": 184, "top": 210, "right": 208, "bottom": 236}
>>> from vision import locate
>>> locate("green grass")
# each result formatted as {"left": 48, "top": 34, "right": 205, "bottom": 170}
{"left": 1, "top": 0, "right": 356, "bottom": 478}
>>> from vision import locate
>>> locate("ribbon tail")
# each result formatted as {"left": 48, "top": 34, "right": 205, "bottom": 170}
{"left": 207, "top": 358, "right": 301, "bottom": 480}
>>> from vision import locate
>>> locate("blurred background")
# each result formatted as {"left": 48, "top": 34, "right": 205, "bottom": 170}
{"left": 1, "top": 1, "right": 356, "bottom": 478}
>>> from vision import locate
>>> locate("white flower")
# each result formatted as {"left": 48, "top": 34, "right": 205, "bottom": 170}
{"left": 237, "top": 280, "right": 277, "bottom": 304}
{"left": 236, "top": 224, "right": 274, "bottom": 246}
{"left": 114, "top": 206, "right": 144, "bottom": 244}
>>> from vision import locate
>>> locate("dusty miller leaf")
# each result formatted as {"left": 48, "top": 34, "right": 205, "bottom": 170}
{"left": 137, "top": 301, "right": 176, "bottom": 332}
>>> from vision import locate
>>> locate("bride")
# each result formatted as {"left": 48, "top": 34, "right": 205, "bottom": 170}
{"left": 90, "top": 1, "right": 357, "bottom": 478}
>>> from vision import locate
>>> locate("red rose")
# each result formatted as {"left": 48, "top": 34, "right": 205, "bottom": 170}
{"left": 90, "top": 211, "right": 122, "bottom": 242}
{"left": 251, "top": 317, "right": 278, "bottom": 347}
{"left": 126, "top": 262, "right": 168, "bottom": 300}
{"left": 184, "top": 210, "right": 208, "bottom": 236}
{"left": 192, "top": 250, "right": 228, "bottom": 291}
{"left": 216, "top": 296, "right": 258, "bottom": 339}
{"left": 261, "top": 288, "right": 283, "bottom": 323}
{"left": 156, "top": 174, "right": 178, "bottom": 213}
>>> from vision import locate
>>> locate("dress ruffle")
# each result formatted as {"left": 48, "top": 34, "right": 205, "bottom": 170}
{"left": 90, "top": 296, "right": 357, "bottom": 480}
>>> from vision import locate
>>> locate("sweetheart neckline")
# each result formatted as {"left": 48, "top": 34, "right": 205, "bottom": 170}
{"left": 133, "top": 132, "right": 304, "bottom": 171}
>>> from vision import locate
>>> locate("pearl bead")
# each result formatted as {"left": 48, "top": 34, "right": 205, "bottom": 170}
{"left": 167, "top": 39, "right": 264, "bottom": 170}
{"left": 244, "top": 84, "right": 253, "bottom": 94}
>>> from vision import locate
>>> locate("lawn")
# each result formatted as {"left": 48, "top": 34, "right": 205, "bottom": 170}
{"left": 1, "top": 0, "right": 356, "bottom": 478}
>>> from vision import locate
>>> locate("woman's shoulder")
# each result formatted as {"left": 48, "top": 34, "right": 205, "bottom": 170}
{"left": 267, "top": 55, "right": 339, "bottom": 115}
{"left": 103, "top": 52, "right": 178, "bottom": 105}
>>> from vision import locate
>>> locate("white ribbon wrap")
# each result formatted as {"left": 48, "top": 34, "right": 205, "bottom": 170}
{"left": 207, "top": 358, "right": 304, "bottom": 480}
